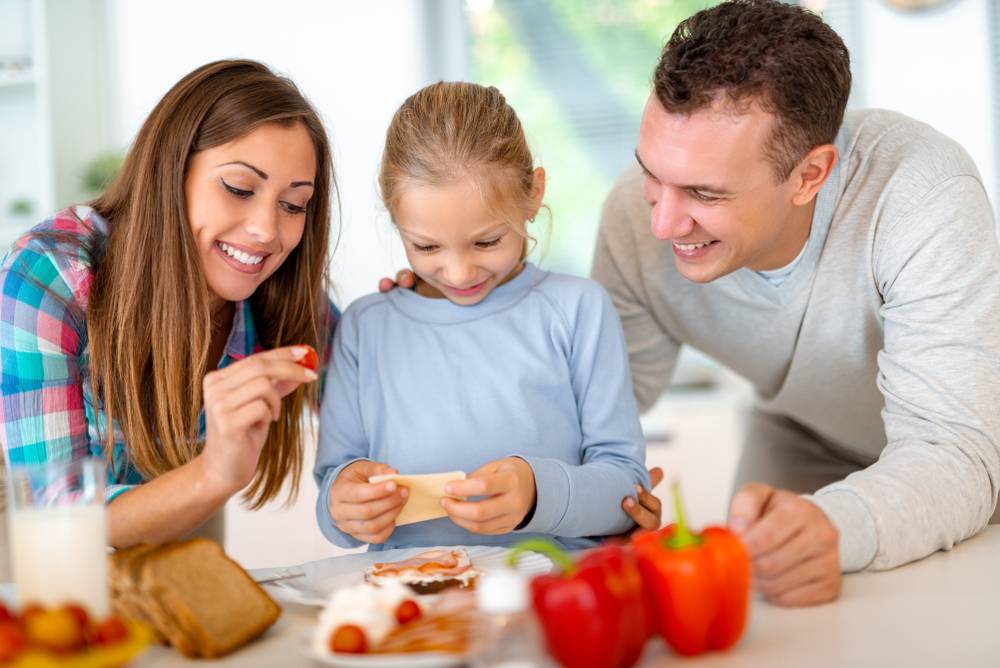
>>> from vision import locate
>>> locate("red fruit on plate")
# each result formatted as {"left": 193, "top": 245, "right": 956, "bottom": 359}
{"left": 0, "top": 621, "right": 27, "bottom": 661}
{"left": 296, "top": 345, "right": 319, "bottom": 372}
{"left": 61, "top": 603, "right": 90, "bottom": 631}
{"left": 329, "top": 624, "right": 367, "bottom": 654}
{"left": 95, "top": 617, "right": 129, "bottom": 645}
{"left": 0, "top": 603, "right": 13, "bottom": 623}
{"left": 395, "top": 599, "right": 422, "bottom": 625}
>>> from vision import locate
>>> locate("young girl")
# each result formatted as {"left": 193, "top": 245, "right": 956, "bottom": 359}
{"left": 315, "top": 81, "right": 651, "bottom": 550}
{"left": 0, "top": 60, "right": 331, "bottom": 547}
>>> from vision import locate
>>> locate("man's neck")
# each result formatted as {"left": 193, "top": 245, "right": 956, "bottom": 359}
{"left": 750, "top": 198, "right": 817, "bottom": 271}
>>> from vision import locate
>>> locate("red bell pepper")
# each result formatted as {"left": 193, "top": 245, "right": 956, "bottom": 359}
{"left": 508, "top": 539, "right": 647, "bottom": 668}
{"left": 631, "top": 481, "right": 750, "bottom": 656}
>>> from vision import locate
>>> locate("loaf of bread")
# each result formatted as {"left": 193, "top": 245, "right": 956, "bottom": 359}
{"left": 109, "top": 538, "right": 281, "bottom": 658}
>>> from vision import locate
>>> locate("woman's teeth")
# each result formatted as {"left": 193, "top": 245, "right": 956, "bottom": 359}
{"left": 217, "top": 242, "right": 264, "bottom": 265}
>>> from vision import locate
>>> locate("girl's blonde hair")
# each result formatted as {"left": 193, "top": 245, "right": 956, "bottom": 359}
{"left": 89, "top": 59, "right": 334, "bottom": 509}
{"left": 378, "top": 82, "right": 541, "bottom": 242}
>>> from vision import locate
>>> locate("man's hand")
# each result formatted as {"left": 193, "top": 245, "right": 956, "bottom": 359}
{"left": 623, "top": 466, "right": 665, "bottom": 530}
{"left": 728, "top": 482, "right": 841, "bottom": 607}
{"left": 378, "top": 269, "right": 417, "bottom": 294}
{"left": 440, "top": 457, "right": 536, "bottom": 535}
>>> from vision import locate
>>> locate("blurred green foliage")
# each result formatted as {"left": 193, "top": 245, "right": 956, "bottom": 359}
{"left": 468, "top": 0, "right": 716, "bottom": 276}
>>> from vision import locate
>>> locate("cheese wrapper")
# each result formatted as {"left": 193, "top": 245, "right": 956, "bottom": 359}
{"left": 368, "top": 471, "right": 467, "bottom": 526}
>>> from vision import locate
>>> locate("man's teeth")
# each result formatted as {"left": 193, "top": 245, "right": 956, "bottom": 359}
{"left": 218, "top": 242, "right": 264, "bottom": 265}
{"left": 674, "top": 241, "right": 714, "bottom": 251}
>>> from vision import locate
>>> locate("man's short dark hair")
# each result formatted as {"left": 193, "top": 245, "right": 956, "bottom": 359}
{"left": 654, "top": 0, "right": 851, "bottom": 180}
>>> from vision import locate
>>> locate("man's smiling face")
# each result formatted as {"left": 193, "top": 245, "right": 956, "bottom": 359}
{"left": 635, "top": 94, "right": 808, "bottom": 283}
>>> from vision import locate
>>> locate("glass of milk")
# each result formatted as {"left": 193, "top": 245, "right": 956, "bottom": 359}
{"left": 6, "top": 458, "right": 109, "bottom": 617}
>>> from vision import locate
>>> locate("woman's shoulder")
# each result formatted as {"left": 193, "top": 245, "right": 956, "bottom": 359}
{"left": 1, "top": 205, "right": 107, "bottom": 309}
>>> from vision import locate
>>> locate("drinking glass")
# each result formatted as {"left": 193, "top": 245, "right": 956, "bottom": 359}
{"left": 6, "top": 458, "right": 109, "bottom": 616}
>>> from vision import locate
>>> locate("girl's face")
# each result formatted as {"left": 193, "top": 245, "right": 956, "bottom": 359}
{"left": 184, "top": 122, "right": 316, "bottom": 309}
{"left": 394, "top": 174, "right": 542, "bottom": 306}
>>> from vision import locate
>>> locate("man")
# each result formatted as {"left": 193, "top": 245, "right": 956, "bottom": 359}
{"left": 592, "top": 0, "right": 1000, "bottom": 606}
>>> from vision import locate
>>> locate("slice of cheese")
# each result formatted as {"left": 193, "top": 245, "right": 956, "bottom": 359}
{"left": 368, "top": 471, "right": 467, "bottom": 526}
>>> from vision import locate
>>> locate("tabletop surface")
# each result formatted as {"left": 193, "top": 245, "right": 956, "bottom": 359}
{"left": 7, "top": 527, "right": 1000, "bottom": 668}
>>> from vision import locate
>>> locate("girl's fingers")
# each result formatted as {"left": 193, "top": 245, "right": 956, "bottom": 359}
{"left": 340, "top": 479, "right": 403, "bottom": 505}
{"left": 636, "top": 484, "right": 662, "bottom": 515}
{"left": 623, "top": 495, "right": 660, "bottom": 530}
{"left": 338, "top": 489, "right": 408, "bottom": 523}
{"left": 341, "top": 500, "right": 406, "bottom": 537}
{"left": 648, "top": 466, "right": 665, "bottom": 490}
{"left": 441, "top": 495, "right": 508, "bottom": 525}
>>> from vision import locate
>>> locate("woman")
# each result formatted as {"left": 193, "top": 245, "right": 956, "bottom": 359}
{"left": 0, "top": 59, "right": 332, "bottom": 548}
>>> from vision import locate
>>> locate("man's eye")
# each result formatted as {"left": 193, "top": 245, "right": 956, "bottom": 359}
{"left": 222, "top": 179, "right": 252, "bottom": 198}
{"left": 691, "top": 190, "right": 720, "bottom": 203}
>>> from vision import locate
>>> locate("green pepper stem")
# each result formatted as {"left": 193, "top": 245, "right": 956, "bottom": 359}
{"left": 508, "top": 538, "right": 577, "bottom": 576}
{"left": 665, "top": 480, "right": 702, "bottom": 550}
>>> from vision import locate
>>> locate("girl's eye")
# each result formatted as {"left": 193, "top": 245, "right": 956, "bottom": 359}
{"left": 475, "top": 236, "right": 503, "bottom": 249}
{"left": 280, "top": 201, "right": 308, "bottom": 215}
{"left": 222, "top": 179, "right": 252, "bottom": 199}
{"left": 412, "top": 243, "right": 438, "bottom": 253}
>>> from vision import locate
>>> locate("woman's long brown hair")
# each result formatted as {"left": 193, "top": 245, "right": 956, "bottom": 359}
{"left": 89, "top": 59, "right": 334, "bottom": 508}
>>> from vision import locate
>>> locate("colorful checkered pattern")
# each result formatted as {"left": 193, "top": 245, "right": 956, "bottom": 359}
{"left": 1, "top": 206, "right": 333, "bottom": 502}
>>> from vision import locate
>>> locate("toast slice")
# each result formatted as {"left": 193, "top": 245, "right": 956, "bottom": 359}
{"left": 138, "top": 538, "right": 281, "bottom": 658}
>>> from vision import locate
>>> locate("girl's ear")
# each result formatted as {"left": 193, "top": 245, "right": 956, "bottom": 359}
{"left": 529, "top": 167, "right": 546, "bottom": 219}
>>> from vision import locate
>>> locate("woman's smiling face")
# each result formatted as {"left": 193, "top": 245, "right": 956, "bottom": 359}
{"left": 184, "top": 121, "right": 316, "bottom": 309}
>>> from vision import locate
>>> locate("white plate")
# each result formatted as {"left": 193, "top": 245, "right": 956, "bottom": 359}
{"left": 300, "top": 633, "right": 466, "bottom": 668}
{"left": 252, "top": 545, "right": 553, "bottom": 607}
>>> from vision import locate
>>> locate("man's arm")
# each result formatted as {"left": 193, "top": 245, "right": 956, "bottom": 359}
{"left": 591, "top": 167, "right": 681, "bottom": 412}
{"left": 811, "top": 174, "right": 1000, "bottom": 572}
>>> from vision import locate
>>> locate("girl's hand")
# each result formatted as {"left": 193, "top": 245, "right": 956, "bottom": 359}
{"left": 440, "top": 457, "right": 536, "bottom": 535}
{"left": 328, "top": 461, "right": 408, "bottom": 544}
{"left": 199, "top": 346, "right": 318, "bottom": 495}
{"left": 377, "top": 269, "right": 417, "bottom": 293}
{"left": 623, "top": 466, "right": 665, "bottom": 531}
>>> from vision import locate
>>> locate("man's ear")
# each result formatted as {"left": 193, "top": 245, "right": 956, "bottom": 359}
{"left": 528, "top": 167, "right": 546, "bottom": 219}
{"left": 790, "top": 144, "right": 838, "bottom": 206}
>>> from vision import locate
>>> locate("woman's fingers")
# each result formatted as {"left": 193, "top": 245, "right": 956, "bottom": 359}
{"left": 207, "top": 347, "right": 317, "bottom": 395}
{"left": 216, "top": 376, "right": 282, "bottom": 421}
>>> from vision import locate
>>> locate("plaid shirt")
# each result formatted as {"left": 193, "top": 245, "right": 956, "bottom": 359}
{"left": 1, "top": 206, "right": 333, "bottom": 502}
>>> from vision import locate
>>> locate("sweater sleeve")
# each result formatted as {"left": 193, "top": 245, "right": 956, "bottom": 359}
{"left": 517, "top": 283, "right": 650, "bottom": 537}
{"left": 809, "top": 174, "right": 1000, "bottom": 572}
{"left": 591, "top": 168, "right": 681, "bottom": 413}
{"left": 313, "top": 304, "right": 371, "bottom": 549}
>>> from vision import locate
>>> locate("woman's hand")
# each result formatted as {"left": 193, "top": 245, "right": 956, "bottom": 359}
{"left": 440, "top": 457, "right": 536, "bottom": 535}
{"left": 623, "top": 466, "right": 665, "bottom": 530}
{"left": 199, "top": 345, "right": 318, "bottom": 495}
{"left": 328, "top": 460, "right": 408, "bottom": 544}
{"left": 377, "top": 269, "right": 417, "bottom": 293}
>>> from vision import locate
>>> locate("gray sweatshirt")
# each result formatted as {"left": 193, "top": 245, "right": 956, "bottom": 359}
{"left": 592, "top": 109, "right": 1000, "bottom": 572}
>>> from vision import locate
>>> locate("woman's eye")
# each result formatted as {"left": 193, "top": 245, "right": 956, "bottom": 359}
{"left": 475, "top": 237, "right": 503, "bottom": 248}
{"left": 280, "top": 201, "right": 308, "bottom": 215}
{"left": 222, "top": 179, "right": 252, "bottom": 199}
{"left": 412, "top": 243, "right": 438, "bottom": 253}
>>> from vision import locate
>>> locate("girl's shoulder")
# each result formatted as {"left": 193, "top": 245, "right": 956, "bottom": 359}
{"left": 1, "top": 205, "right": 107, "bottom": 310}
{"left": 530, "top": 268, "right": 615, "bottom": 314}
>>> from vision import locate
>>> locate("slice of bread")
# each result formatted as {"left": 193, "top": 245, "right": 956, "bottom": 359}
{"left": 110, "top": 538, "right": 280, "bottom": 658}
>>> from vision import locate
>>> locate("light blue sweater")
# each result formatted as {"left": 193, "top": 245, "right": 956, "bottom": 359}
{"left": 314, "top": 263, "right": 649, "bottom": 551}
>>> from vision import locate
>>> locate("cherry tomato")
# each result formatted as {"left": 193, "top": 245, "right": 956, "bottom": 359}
{"left": 329, "top": 624, "right": 367, "bottom": 654}
{"left": 395, "top": 599, "right": 422, "bottom": 625}
{"left": 0, "top": 621, "right": 27, "bottom": 662}
{"left": 95, "top": 617, "right": 129, "bottom": 645}
{"left": 61, "top": 603, "right": 90, "bottom": 632}
{"left": 295, "top": 345, "right": 319, "bottom": 372}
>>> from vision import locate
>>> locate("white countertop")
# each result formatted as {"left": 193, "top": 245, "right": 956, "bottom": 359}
{"left": 125, "top": 526, "right": 1000, "bottom": 668}
{"left": 4, "top": 527, "right": 997, "bottom": 667}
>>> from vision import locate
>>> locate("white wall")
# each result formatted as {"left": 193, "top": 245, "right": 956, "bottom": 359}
{"left": 852, "top": 0, "right": 996, "bottom": 206}
{"left": 105, "top": 0, "right": 432, "bottom": 308}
